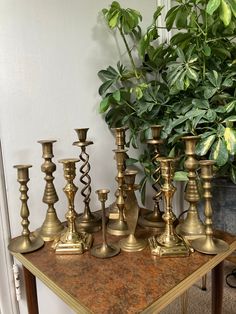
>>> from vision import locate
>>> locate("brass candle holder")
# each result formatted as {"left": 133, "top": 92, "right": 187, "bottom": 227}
{"left": 107, "top": 149, "right": 129, "bottom": 236}
{"left": 8, "top": 165, "right": 44, "bottom": 253}
{"left": 119, "top": 169, "right": 147, "bottom": 252}
{"left": 90, "top": 189, "right": 120, "bottom": 258}
{"left": 176, "top": 136, "right": 205, "bottom": 239}
{"left": 191, "top": 160, "right": 229, "bottom": 254}
{"left": 109, "top": 127, "right": 128, "bottom": 220}
{"left": 52, "top": 159, "right": 93, "bottom": 254}
{"left": 73, "top": 128, "right": 101, "bottom": 233}
{"left": 149, "top": 158, "right": 190, "bottom": 257}
{"left": 139, "top": 125, "right": 165, "bottom": 229}
{"left": 34, "top": 140, "right": 64, "bottom": 241}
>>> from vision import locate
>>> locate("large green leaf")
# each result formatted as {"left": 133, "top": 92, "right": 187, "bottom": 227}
{"left": 220, "top": 0, "right": 232, "bottom": 26}
{"left": 165, "top": 5, "right": 179, "bottom": 31}
{"left": 224, "top": 127, "right": 236, "bottom": 154}
{"left": 195, "top": 134, "right": 216, "bottom": 156}
{"left": 209, "top": 138, "right": 229, "bottom": 166}
{"left": 99, "top": 97, "right": 110, "bottom": 113}
{"left": 206, "top": 0, "right": 221, "bottom": 15}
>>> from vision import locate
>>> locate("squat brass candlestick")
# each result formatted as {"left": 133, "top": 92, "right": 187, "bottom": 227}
{"left": 176, "top": 136, "right": 205, "bottom": 239}
{"left": 107, "top": 149, "right": 129, "bottom": 236}
{"left": 139, "top": 125, "right": 165, "bottom": 229}
{"left": 52, "top": 159, "right": 93, "bottom": 254}
{"left": 109, "top": 127, "right": 128, "bottom": 220}
{"left": 90, "top": 189, "right": 120, "bottom": 258}
{"left": 73, "top": 128, "right": 101, "bottom": 233}
{"left": 35, "top": 140, "right": 64, "bottom": 241}
{"left": 149, "top": 158, "right": 190, "bottom": 257}
{"left": 191, "top": 160, "right": 229, "bottom": 254}
{"left": 120, "top": 170, "right": 147, "bottom": 252}
{"left": 8, "top": 165, "right": 44, "bottom": 253}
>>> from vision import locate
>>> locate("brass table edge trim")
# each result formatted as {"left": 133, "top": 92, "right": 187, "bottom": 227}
{"left": 12, "top": 253, "right": 93, "bottom": 314}
{"left": 141, "top": 240, "right": 236, "bottom": 314}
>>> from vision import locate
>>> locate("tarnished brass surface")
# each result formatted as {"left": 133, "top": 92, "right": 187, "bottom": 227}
{"left": 139, "top": 125, "right": 165, "bottom": 229}
{"left": 35, "top": 140, "right": 64, "bottom": 241}
{"left": 8, "top": 165, "right": 44, "bottom": 253}
{"left": 176, "top": 136, "right": 205, "bottom": 239}
{"left": 149, "top": 158, "right": 190, "bottom": 257}
{"left": 192, "top": 160, "right": 229, "bottom": 254}
{"left": 73, "top": 128, "right": 101, "bottom": 233}
{"left": 90, "top": 189, "right": 120, "bottom": 258}
{"left": 107, "top": 149, "right": 129, "bottom": 236}
{"left": 52, "top": 159, "right": 93, "bottom": 254}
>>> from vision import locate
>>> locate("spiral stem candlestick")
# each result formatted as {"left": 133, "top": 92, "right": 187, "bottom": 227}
{"left": 73, "top": 128, "right": 101, "bottom": 233}
{"left": 191, "top": 160, "right": 229, "bottom": 254}
{"left": 8, "top": 165, "right": 44, "bottom": 253}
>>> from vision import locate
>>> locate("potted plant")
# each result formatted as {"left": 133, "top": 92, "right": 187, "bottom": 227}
{"left": 97, "top": 0, "right": 236, "bottom": 219}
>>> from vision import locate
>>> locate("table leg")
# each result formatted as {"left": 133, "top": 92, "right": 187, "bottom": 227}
{"left": 23, "top": 266, "right": 39, "bottom": 314}
{"left": 212, "top": 261, "right": 224, "bottom": 314}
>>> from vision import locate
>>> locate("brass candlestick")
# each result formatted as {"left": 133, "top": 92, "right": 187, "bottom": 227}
{"left": 149, "top": 158, "right": 190, "bottom": 257}
{"left": 139, "top": 125, "right": 165, "bottom": 229}
{"left": 90, "top": 189, "right": 120, "bottom": 258}
{"left": 109, "top": 127, "right": 128, "bottom": 220}
{"left": 8, "top": 165, "right": 44, "bottom": 253}
{"left": 52, "top": 159, "right": 93, "bottom": 254}
{"left": 107, "top": 149, "right": 129, "bottom": 236}
{"left": 35, "top": 140, "right": 64, "bottom": 241}
{"left": 119, "top": 170, "right": 147, "bottom": 252}
{"left": 191, "top": 160, "right": 229, "bottom": 254}
{"left": 176, "top": 136, "right": 205, "bottom": 239}
{"left": 73, "top": 128, "right": 101, "bottom": 233}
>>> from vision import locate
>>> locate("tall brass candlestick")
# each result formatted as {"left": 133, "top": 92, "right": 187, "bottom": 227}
{"left": 73, "top": 128, "right": 101, "bottom": 233}
{"left": 35, "top": 140, "right": 64, "bottom": 241}
{"left": 8, "top": 165, "right": 44, "bottom": 253}
{"left": 139, "top": 125, "right": 165, "bottom": 229}
{"left": 52, "top": 159, "right": 93, "bottom": 254}
{"left": 148, "top": 158, "right": 190, "bottom": 257}
{"left": 176, "top": 136, "right": 205, "bottom": 239}
{"left": 191, "top": 160, "right": 229, "bottom": 254}
{"left": 90, "top": 189, "right": 120, "bottom": 258}
{"left": 107, "top": 149, "right": 129, "bottom": 236}
{"left": 120, "top": 170, "right": 147, "bottom": 252}
{"left": 109, "top": 127, "right": 128, "bottom": 220}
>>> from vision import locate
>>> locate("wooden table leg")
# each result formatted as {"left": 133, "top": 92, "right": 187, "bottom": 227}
{"left": 23, "top": 266, "right": 39, "bottom": 314}
{"left": 212, "top": 261, "right": 224, "bottom": 314}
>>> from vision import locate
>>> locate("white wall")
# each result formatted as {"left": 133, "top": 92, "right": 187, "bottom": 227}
{"left": 0, "top": 1, "right": 159, "bottom": 313}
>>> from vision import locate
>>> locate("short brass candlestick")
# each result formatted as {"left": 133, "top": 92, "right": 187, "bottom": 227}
{"left": 120, "top": 170, "right": 147, "bottom": 252}
{"left": 109, "top": 127, "right": 128, "bottom": 220}
{"left": 73, "top": 128, "right": 101, "bottom": 233}
{"left": 8, "top": 165, "right": 44, "bottom": 253}
{"left": 139, "top": 125, "right": 165, "bottom": 229}
{"left": 191, "top": 160, "right": 229, "bottom": 254}
{"left": 90, "top": 189, "right": 120, "bottom": 258}
{"left": 35, "top": 140, "right": 64, "bottom": 241}
{"left": 176, "top": 136, "right": 205, "bottom": 239}
{"left": 52, "top": 159, "right": 93, "bottom": 254}
{"left": 107, "top": 149, "right": 129, "bottom": 236}
{"left": 149, "top": 158, "right": 190, "bottom": 257}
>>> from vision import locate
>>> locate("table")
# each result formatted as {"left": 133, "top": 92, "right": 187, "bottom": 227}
{"left": 12, "top": 229, "right": 236, "bottom": 314}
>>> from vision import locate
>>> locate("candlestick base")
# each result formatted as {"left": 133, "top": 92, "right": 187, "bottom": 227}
{"left": 8, "top": 235, "right": 44, "bottom": 253}
{"left": 90, "top": 243, "right": 120, "bottom": 258}
{"left": 191, "top": 236, "right": 229, "bottom": 255}
{"left": 119, "top": 234, "right": 147, "bottom": 252}
{"left": 107, "top": 219, "right": 129, "bottom": 236}
{"left": 76, "top": 212, "right": 102, "bottom": 233}
{"left": 34, "top": 212, "right": 64, "bottom": 241}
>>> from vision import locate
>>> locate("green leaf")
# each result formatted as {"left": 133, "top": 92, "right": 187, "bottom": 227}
{"left": 98, "top": 80, "right": 114, "bottom": 96}
{"left": 165, "top": 6, "right": 179, "bottom": 31}
{"left": 186, "top": 67, "right": 198, "bottom": 81}
{"left": 223, "top": 115, "right": 236, "bottom": 122}
{"left": 195, "top": 134, "right": 216, "bottom": 156}
{"left": 175, "top": 6, "right": 188, "bottom": 29}
{"left": 174, "top": 171, "right": 189, "bottom": 181}
{"left": 225, "top": 100, "right": 236, "bottom": 113}
{"left": 99, "top": 97, "right": 110, "bottom": 113}
{"left": 112, "top": 90, "right": 121, "bottom": 102}
{"left": 204, "top": 86, "right": 218, "bottom": 99}
{"left": 209, "top": 138, "right": 228, "bottom": 166}
{"left": 203, "top": 44, "right": 211, "bottom": 56}
{"left": 230, "top": 166, "right": 236, "bottom": 184}
{"left": 125, "top": 157, "right": 139, "bottom": 166}
{"left": 227, "top": 0, "right": 236, "bottom": 17}
{"left": 206, "top": 0, "right": 221, "bottom": 15}
{"left": 108, "top": 10, "right": 120, "bottom": 28}
{"left": 220, "top": 0, "right": 232, "bottom": 26}
{"left": 224, "top": 127, "right": 236, "bottom": 154}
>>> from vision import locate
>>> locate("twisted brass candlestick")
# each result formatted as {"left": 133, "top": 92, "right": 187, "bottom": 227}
{"left": 52, "top": 159, "right": 93, "bottom": 254}
{"left": 139, "top": 125, "right": 165, "bottom": 229}
{"left": 109, "top": 127, "right": 128, "bottom": 220}
{"left": 120, "top": 169, "right": 147, "bottom": 252}
{"left": 8, "top": 165, "right": 44, "bottom": 253}
{"left": 73, "top": 128, "right": 101, "bottom": 233}
{"left": 149, "top": 158, "right": 190, "bottom": 257}
{"left": 90, "top": 189, "right": 120, "bottom": 258}
{"left": 191, "top": 160, "right": 229, "bottom": 254}
{"left": 35, "top": 140, "right": 64, "bottom": 241}
{"left": 107, "top": 149, "right": 129, "bottom": 236}
{"left": 176, "top": 136, "right": 205, "bottom": 239}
